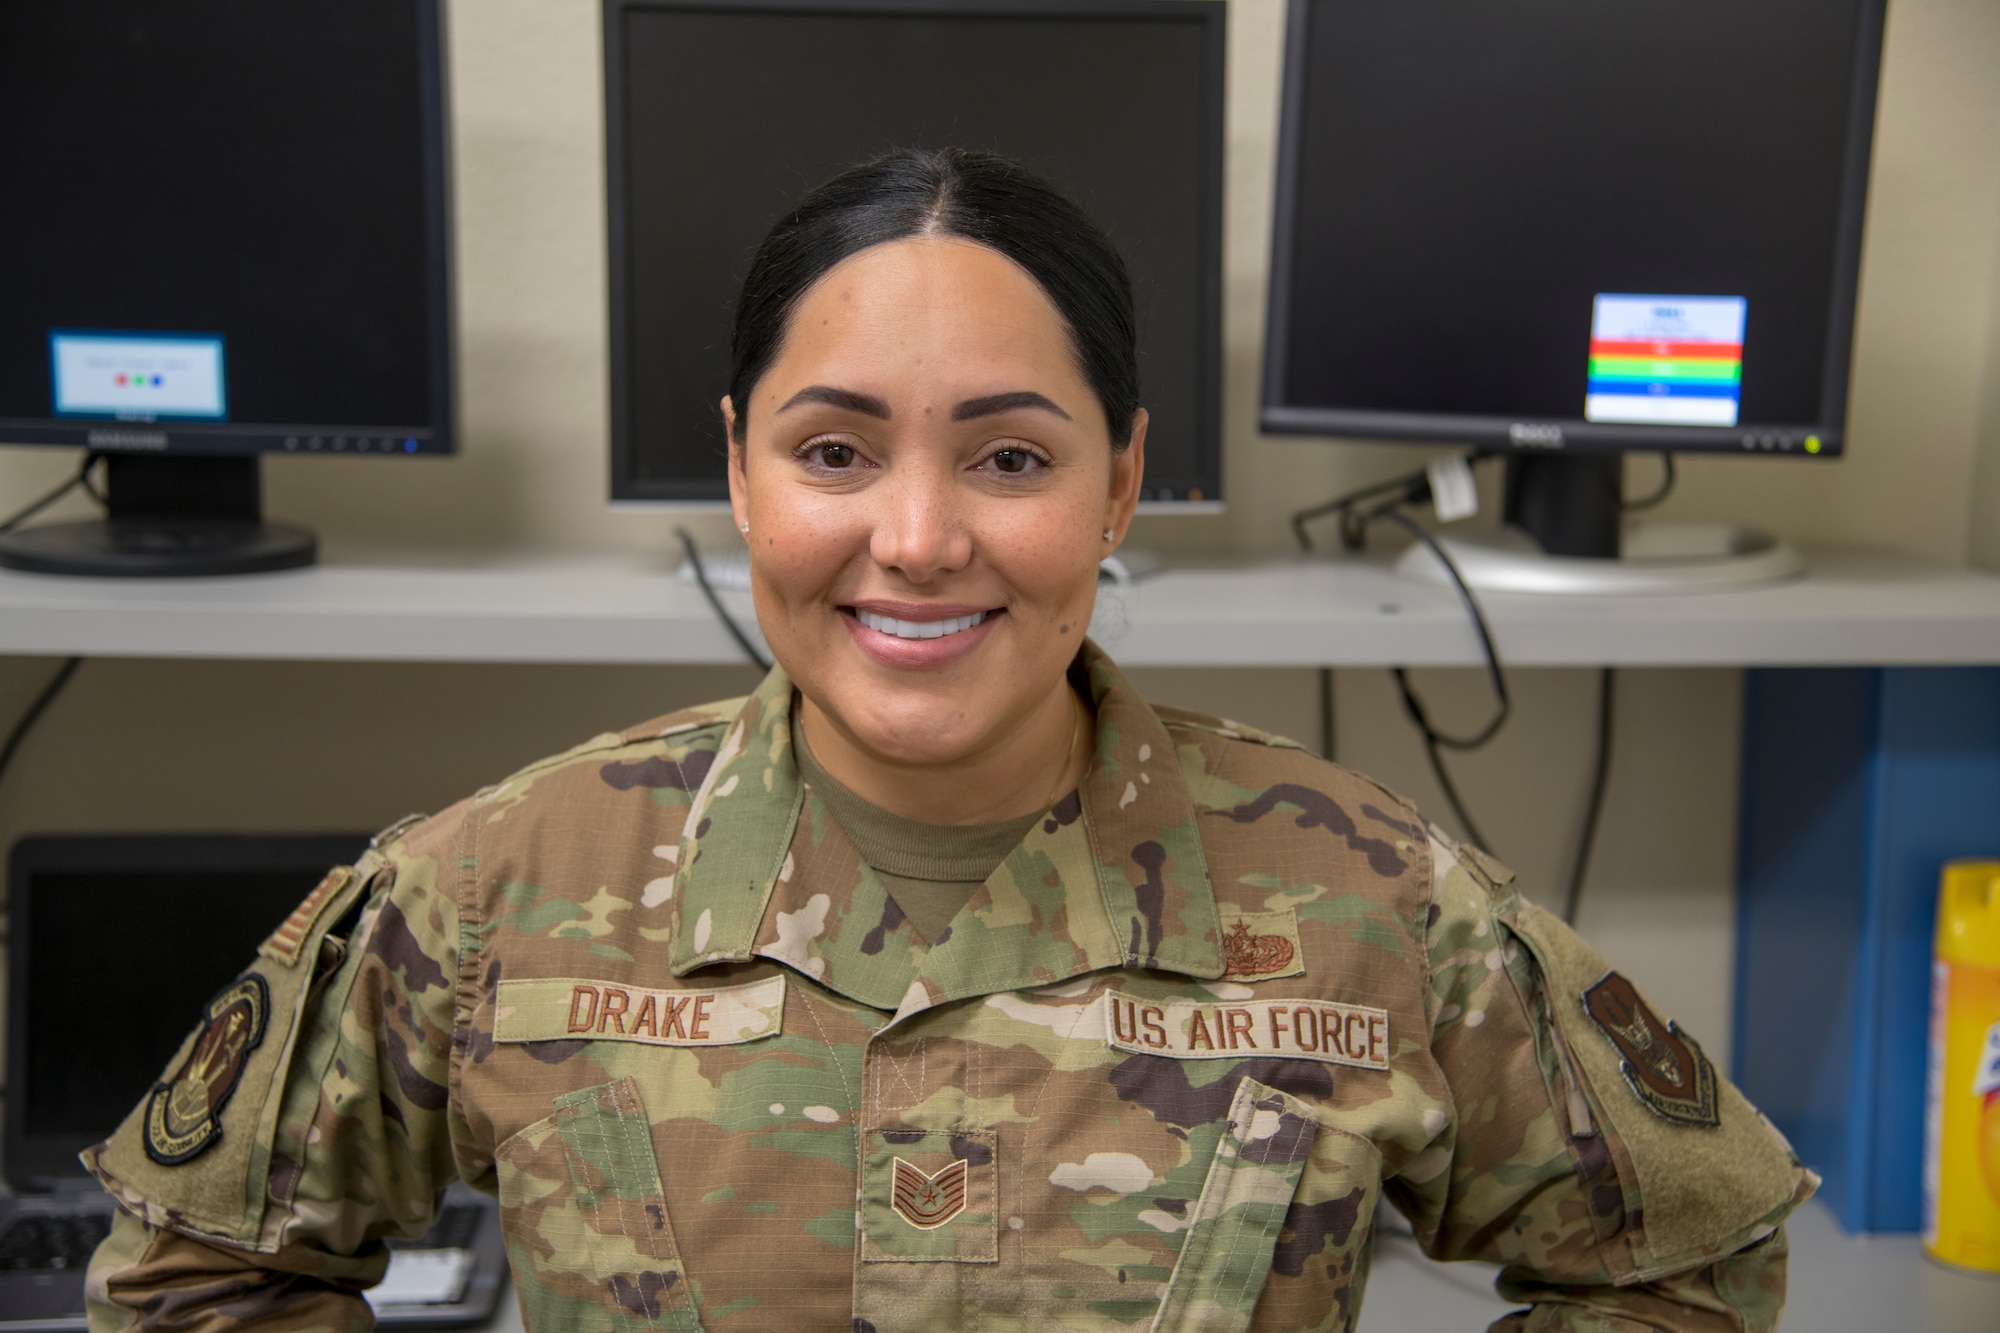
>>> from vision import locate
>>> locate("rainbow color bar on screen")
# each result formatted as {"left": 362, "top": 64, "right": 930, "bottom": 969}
{"left": 1584, "top": 294, "right": 1746, "bottom": 427}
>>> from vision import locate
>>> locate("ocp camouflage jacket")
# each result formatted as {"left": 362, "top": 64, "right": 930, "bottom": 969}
{"left": 85, "top": 645, "right": 1812, "bottom": 1332}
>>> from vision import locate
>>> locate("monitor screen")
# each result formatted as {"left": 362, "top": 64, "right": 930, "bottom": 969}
{"left": 0, "top": 0, "right": 453, "bottom": 459}
{"left": 605, "top": 0, "right": 1225, "bottom": 505}
{"left": 5, "top": 836, "right": 367, "bottom": 1183}
{"left": 1263, "top": 0, "right": 1884, "bottom": 459}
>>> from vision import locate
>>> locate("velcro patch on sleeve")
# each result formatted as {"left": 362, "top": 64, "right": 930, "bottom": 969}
{"left": 495, "top": 975, "right": 785, "bottom": 1047}
{"left": 1103, "top": 991, "right": 1388, "bottom": 1069}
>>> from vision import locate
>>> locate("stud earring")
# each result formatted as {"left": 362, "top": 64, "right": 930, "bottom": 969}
{"left": 1102, "top": 529, "right": 1114, "bottom": 542}
{"left": 739, "top": 521, "right": 749, "bottom": 535}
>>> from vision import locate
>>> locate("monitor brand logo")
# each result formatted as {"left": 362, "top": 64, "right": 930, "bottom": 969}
{"left": 86, "top": 428, "right": 168, "bottom": 450}
{"left": 1508, "top": 423, "right": 1564, "bottom": 447}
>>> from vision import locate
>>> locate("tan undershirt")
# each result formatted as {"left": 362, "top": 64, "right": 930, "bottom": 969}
{"left": 791, "top": 710, "right": 1048, "bottom": 944}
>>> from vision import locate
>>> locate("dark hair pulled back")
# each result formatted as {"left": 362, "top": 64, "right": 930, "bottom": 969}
{"left": 729, "top": 148, "right": 1139, "bottom": 449}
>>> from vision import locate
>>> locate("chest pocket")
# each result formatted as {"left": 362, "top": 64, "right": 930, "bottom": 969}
{"left": 496, "top": 1076, "right": 705, "bottom": 1332}
{"left": 1151, "top": 1077, "right": 1379, "bottom": 1333}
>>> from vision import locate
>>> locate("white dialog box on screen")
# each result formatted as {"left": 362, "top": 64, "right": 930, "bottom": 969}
{"left": 50, "top": 331, "right": 227, "bottom": 419}
{"left": 1584, "top": 295, "right": 1745, "bottom": 428}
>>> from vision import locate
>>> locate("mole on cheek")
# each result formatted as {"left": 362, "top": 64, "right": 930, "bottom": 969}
{"left": 1059, "top": 623, "right": 1072, "bottom": 634}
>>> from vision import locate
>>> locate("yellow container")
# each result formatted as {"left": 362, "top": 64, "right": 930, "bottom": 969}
{"left": 1924, "top": 860, "right": 2000, "bottom": 1273}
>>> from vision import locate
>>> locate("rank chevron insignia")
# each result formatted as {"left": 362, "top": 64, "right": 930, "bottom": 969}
{"left": 890, "top": 1157, "right": 969, "bottom": 1229}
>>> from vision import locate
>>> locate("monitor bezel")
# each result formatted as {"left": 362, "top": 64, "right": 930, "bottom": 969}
{"left": 1258, "top": 0, "right": 1888, "bottom": 460}
{"left": 602, "top": 0, "right": 1228, "bottom": 506}
{"left": 3, "top": 833, "right": 371, "bottom": 1190}
{"left": 0, "top": 0, "right": 458, "bottom": 461}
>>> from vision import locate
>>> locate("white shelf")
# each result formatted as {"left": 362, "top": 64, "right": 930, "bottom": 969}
{"left": 1, "top": 545, "right": 1997, "bottom": 668}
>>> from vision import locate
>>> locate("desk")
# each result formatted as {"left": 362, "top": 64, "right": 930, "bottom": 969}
{"left": 0, "top": 546, "right": 1997, "bottom": 666}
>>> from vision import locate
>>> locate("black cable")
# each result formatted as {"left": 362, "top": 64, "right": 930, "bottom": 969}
{"left": 1562, "top": 668, "right": 1616, "bottom": 925}
{"left": 1290, "top": 465, "right": 1435, "bottom": 554}
{"left": 1370, "top": 509, "right": 1510, "bottom": 748}
{"left": 1316, "top": 667, "right": 1336, "bottom": 762}
{"left": 1294, "top": 458, "right": 1621, "bottom": 889}
{"left": 1390, "top": 672, "right": 1493, "bottom": 852}
{"left": 677, "top": 528, "right": 770, "bottom": 672}
{"left": 1296, "top": 478, "right": 1511, "bottom": 850}
{"left": 0, "top": 658, "right": 83, "bottom": 799}
{"left": 1622, "top": 452, "right": 1676, "bottom": 511}
{"left": 1364, "top": 507, "right": 1510, "bottom": 849}
{"left": 0, "top": 452, "right": 102, "bottom": 536}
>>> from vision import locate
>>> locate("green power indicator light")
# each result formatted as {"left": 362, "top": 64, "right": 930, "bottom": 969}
{"left": 1805, "top": 435, "right": 1822, "bottom": 454}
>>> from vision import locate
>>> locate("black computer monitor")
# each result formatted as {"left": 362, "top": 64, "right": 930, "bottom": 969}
{"left": 0, "top": 0, "right": 455, "bottom": 576}
{"left": 3, "top": 834, "right": 367, "bottom": 1189}
{"left": 604, "top": 0, "right": 1226, "bottom": 507}
{"left": 1262, "top": 0, "right": 1886, "bottom": 557}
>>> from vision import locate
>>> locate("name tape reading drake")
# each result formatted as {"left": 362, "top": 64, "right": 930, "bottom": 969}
{"left": 1103, "top": 991, "right": 1390, "bottom": 1070}
{"left": 495, "top": 975, "right": 785, "bottom": 1048}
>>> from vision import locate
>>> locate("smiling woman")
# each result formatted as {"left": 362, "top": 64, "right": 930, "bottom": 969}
{"left": 86, "top": 151, "right": 1811, "bottom": 1333}
{"left": 722, "top": 156, "right": 1143, "bottom": 826}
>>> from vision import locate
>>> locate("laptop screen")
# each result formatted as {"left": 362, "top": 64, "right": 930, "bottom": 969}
{"left": 6, "top": 835, "right": 367, "bottom": 1187}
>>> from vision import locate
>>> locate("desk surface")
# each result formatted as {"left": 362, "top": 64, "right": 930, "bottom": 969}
{"left": 1, "top": 546, "right": 1997, "bottom": 668}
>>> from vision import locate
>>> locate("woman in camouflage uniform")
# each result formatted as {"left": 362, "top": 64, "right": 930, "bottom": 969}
{"left": 85, "top": 150, "right": 1810, "bottom": 1332}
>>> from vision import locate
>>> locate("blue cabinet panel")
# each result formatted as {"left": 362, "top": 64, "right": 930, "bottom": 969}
{"left": 1736, "top": 667, "right": 2000, "bottom": 1233}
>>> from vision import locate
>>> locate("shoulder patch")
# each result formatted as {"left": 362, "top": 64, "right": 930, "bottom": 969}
{"left": 1583, "top": 972, "right": 1720, "bottom": 1128}
{"left": 143, "top": 975, "right": 270, "bottom": 1165}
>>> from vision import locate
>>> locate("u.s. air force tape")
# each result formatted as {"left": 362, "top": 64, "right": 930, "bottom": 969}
{"left": 494, "top": 975, "right": 785, "bottom": 1047}
{"left": 1103, "top": 990, "right": 1389, "bottom": 1069}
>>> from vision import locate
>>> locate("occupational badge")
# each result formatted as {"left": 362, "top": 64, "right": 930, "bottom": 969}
{"left": 144, "top": 974, "right": 270, "bottom": 1164}
{"left": 1218, "top": 910, "right": 1305, "bottom": 981}
{"left": 1582, "top": 971, "right": 1719, "bottom": 1128}
{"left": 890, "top": 1157, "right": 969, "bottom": 1230}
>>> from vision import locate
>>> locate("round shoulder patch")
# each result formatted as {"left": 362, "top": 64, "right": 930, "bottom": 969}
{"left": 143, "top": 973, "right": 271, "bottom": 1165}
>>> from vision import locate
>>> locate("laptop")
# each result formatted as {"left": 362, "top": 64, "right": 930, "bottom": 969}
{"left": 1, "top": 835, "right": 507, "bottom": 1330}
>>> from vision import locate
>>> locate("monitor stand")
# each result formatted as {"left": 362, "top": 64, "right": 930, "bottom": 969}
{"left": 0, "top": 455, "right": 316, "bottom": 577}
{"left": 1394, "top": 454, "right": 1805, "bottom": 595}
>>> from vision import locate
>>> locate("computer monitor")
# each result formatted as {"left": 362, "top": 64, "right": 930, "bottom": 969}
{"left": 3, "top": 834, "right": 368, "bottom": 1189}
{"left": 0, "top": 0, "right": 455, "bottom": 576}
{"left": 604, "top": 0, "right": 1225, "bottom": 508}
{"left": 1262, "top": 0, "right": 1886, "bottom": 560}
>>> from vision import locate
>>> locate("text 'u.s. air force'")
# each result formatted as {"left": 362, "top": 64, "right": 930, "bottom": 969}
{"left": 1102, "top": 991, "right": 1389, "bottom": 1069}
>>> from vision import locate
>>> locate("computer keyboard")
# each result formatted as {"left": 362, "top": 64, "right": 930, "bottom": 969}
{"left": 0, "top": 1212, "right": 113, "bottom": 1271}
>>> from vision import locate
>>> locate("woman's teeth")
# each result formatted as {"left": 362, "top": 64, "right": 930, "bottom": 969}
{"left": 855, "top": 609, "right": 989, "bottom": 640}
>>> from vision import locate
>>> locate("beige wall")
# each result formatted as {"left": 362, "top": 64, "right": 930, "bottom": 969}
{"left": 3, "top": 0, "right": 1998, "bottom": 1067}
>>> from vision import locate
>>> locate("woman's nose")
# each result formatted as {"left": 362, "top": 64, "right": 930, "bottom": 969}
{"left": 868, "top": 469, "right": 972, "bottom": 581}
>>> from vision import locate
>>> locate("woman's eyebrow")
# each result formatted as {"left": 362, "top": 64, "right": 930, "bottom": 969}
{"left": 777, "top": 385, "right": 891, "bottom": 418}
{"left": 952, "top": 390, "right": 1072, "bottom": 422}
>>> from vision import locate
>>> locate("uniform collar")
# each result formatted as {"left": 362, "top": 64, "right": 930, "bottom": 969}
{"left": 669, "top": 642, "right": 1224, "bottom": 1011}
